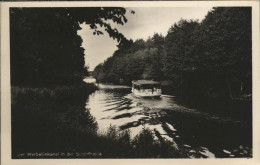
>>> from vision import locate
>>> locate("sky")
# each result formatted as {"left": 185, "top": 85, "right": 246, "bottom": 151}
{"left": 77, "top": 7, "right": 214, "bottom": 71}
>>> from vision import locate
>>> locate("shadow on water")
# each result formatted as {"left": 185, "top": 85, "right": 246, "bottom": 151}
{"left": 86, "top": 83, "right": 252, "bottom": 158}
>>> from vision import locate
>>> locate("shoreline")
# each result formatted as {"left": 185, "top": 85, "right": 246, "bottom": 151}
{"left": 11, "top": 83, "right": 184, "bottom": 159}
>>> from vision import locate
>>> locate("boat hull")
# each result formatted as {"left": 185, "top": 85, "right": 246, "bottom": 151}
{"left": 132, "top": 92, "right": 161, "bottom": 99}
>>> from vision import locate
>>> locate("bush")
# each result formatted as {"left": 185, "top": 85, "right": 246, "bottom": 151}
{"left": 11, "top": 85, "right": 182, "bottom": 158}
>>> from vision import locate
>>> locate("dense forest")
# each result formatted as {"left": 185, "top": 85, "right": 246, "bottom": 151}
{"left": 93, "top": 7, "right": 252, "bottom": 107}
{"left": 9, "top": 7, "right": 252, "bottom": 158}
{"left": 11, "top": 7, "right": 154, "bottom": 158}
{"left": 10, "top": 7, "right": 130, "bottom": 87}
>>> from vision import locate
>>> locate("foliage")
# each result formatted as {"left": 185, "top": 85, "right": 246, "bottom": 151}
{"left": 197, "top": 7, "right": 252, "bottom": 97}
{"left": 10, "top": 7, "right": 252, "bottom": 158}
{"left": 10, "top": 7, "right": 130, "bottom": 87}
{"left": 11, "top": 84, "right": 98, "bottom": 155}
{"left": 93, "top": 7, "right": 252, "bottom": 107}
{"left": 130, "top": 128, "right": 180, "bottom": 158}
{"left": 11, "top": 86, "right": 181, "bottom": 158}
{"left": 93, "top": 33, "right": 165, "bottom": 84}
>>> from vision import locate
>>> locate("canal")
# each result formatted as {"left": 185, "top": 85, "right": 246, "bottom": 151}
{"left": 84, "top": 78, "right": 252, "bottom": 158}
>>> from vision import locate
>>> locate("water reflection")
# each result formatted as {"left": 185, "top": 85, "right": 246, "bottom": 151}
{"left": 85, "top": 83, "right": 251, "bottom": 158}
{"left": 86, "top": 87, "right": 176, "bottom": 135}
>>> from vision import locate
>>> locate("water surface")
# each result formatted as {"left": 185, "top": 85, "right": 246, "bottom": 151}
{"left": 85, "top": 81, "right": 252, "bottom": 158}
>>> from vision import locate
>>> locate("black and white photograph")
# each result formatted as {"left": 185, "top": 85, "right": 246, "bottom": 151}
{"left": 1, "top": 1, "right": 260, "bottom": 164}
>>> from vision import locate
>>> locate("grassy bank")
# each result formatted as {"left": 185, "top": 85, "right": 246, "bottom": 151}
{"left": 11, "top": 83, "right": 181, "bottom": 158}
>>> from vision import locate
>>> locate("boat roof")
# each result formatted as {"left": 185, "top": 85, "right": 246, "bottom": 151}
{"left": 132, "top": 80, "right": 160, "bottom": 85}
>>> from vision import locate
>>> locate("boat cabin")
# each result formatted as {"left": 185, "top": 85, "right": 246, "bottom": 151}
{"left": 132, "top": 80, "right": 162, "bottom": 98}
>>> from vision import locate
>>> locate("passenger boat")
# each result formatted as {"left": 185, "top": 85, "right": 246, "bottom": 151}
{"left": 131, "top": 80, "right": 162, "bottom": 98}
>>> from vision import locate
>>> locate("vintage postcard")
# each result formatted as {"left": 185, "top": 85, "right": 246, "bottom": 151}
{"left": 1, "top": 1, "right": 259, "bottom": 165}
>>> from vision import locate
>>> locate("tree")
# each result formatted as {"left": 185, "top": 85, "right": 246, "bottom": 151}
{"left": 163, "top": 19, "right": 199, "bottom": 78}
{"left": 10, "top": 7, "right": 131, "bottom": 87}
{"left": 198, "top": 7, "right": 252, "bottom": 97}
{"left": 92, "top": 7, "right": 252, "bottom": 102}
{"left": 151, "top": 33, "right": 164, "bottom": 50}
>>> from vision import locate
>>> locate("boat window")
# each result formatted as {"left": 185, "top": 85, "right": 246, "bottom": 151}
{"left": 133, "top": 84, "right": 140, "bottom": 90}
{"left": 142, "top": 84, "right": 151, "bottom": 89}
{"left": 142, "top": 84, "right": 160, "bottom": 89}
{"left": 133, "top": 82, "right": 161, "bottom": 90}
{"left": 153, "top": 84, "right": 161, "bottom": 89}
